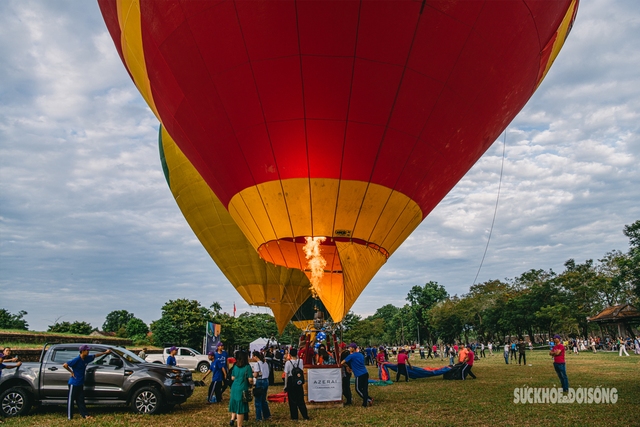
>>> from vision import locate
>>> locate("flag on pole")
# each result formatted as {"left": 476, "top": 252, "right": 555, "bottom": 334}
{"left": 233, "top": 302, "right": 236, "bottom": 317}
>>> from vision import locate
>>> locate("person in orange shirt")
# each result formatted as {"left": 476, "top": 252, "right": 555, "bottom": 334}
{"left": 457, "top": 344, "right": 469, "bottom": 365}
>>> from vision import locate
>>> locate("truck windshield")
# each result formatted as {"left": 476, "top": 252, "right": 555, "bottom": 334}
{"left": 109, "top": 347, "right": 146, "bottom": 364}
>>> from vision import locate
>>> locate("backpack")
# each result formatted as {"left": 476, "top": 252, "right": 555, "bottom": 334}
{"left": 288, "top": 360, "right": 305, "bottom": 386}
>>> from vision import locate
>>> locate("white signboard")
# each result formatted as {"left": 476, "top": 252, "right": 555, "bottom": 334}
{"left": 307, "top": 368, "right": 342, "bottom": 402}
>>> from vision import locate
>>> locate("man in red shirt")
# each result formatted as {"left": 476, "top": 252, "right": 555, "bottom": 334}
{"left": 549, "top": 334, "right": 569, "bottom": 393}
{"left": 376, "top": 347, "right": 386, "bottom": 380}
{"left": 461, "top": 344, "right": 476, "bottom": 379}
{"left": 396, "top": 349, "right": 411, "bottom": 382}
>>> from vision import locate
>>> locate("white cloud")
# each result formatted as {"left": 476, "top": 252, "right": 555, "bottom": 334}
{"left": 1, "top": 0, "right": 639, "bottom": 330}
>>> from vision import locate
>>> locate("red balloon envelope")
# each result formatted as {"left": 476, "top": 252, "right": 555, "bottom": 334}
{"left": 99, "top": 0, "right": 578, "bottom": 321}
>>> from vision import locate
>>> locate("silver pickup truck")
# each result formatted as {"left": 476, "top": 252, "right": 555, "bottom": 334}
{"left": 0, "top": 343, "right": 194, "bottom": 418}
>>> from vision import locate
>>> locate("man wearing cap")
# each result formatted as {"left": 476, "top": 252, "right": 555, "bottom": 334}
{"left": 202, "top": 351, "right": 227, "bottom": 403}
{"left": 166, "top": 346, "right": 178, "bottom": 367}
{"left": 341, "top": 343, "right": 372, "bottom": 407}
{"left": 215, "top": 343, "right": 230, "bottom": 395}
{"left": 63, "top": 345, "right": 111, "bottom": 420}
{"left": 549, "top": 335, "right": 569, "bottom": 393}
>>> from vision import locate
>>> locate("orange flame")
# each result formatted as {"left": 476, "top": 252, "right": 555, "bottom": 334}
{"left": 303, "top": 236, "right": 327, "bottom": 298}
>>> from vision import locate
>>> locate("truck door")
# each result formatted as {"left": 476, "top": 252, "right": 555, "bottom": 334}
{"left": 40, "top": 347, "right": 83, "bottom": 399}
{"left": 85, "top": 353, "right": 126, "bottom": 400}
{"left": 177, "top": 348, "right": 197, "bottom": 370}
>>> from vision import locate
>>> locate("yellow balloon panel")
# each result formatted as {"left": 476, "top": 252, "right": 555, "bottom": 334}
{"left": 228, "top": 179, "right": 423, "bottom": 254}
{"left": 160, "top": 127, "right": 312, "bottom": 332}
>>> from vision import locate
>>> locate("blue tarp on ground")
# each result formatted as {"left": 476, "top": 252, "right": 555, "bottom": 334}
{"left": 382, "top": 363, "right": 451, "bottom": 379}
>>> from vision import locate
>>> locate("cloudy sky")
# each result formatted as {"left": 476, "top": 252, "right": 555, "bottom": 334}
{"left": 1, "top": 1, "right": 639, "bottom": 332}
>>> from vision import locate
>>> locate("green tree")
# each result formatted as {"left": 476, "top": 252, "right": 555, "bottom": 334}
{"left": 458, "top": 279, "right": 511, "bottom": 342}
{"left": 126, "top": 317, "right": 149, "bottom": 339}
{"left": 621, "top": 220, "right": 640, "bottom": 303}
{"left": 596, "top": 251, "right": 632, "bottom": 306}
{"left": 406, "top": 281, "right": 449, "bottom": 344}
{"left": 150, "top": 316, "right": 180, "bottom": 347}
{"left": 233, "top": 313, "right": 279, "bottom": 348}
{"left": 370, "top": 304, "right": 400, "bottom": 344}
{"left": 340, "top": 311, "right": 362, "bottom": 332}
{"left": 151, "top": 299, "right": 215, "bottom": 348}
{"left": 211, "top": 312, "right": 240, "bottom": 348}
{"left": 429, "top": 297, "right": 463, "bottom": 343}
{"left": 343, "top": 318, "right": 385, "bottom": 346}
{"left": 558, "top": 259, "right": 602, "bottom": 338}
{"left": 278, "top": 322, "right": 303, "bottom": 346}
{"left": 0, "top": 309, "right": 29, "bottom": 330}
{"left": 48, "top": 321, "right": 93, "bottom": 335}
{"left": 69, "top": 321, "right": 94, "bottom": 335}
{"left": 103, "top": 310, "right": 135, "bottom": 333}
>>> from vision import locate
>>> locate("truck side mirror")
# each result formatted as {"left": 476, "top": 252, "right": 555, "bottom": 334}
{"left": 109, "top": 358, "right": 124, "bottom": 368}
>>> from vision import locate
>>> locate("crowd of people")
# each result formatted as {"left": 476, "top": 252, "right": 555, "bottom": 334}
{"left": 544, "top": 336, "right": 639, "bottom": 356}
{"left": 5, "top": 331, "right": 637, "bottom": 424}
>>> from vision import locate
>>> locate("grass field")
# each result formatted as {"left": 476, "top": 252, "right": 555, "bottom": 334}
{"left": 3, "top": 350, "right": 638, "bottom": 427}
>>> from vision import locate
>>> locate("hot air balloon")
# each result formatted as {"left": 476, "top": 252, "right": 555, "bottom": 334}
{"left": 159, "top": 125, "right": 312, "bottom": 332}
{"left": 99, "top": 0, "right": 578, "bottom": 322}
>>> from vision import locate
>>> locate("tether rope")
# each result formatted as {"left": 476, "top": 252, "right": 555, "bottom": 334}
{"left": 472, "top": 131, "right": 507, "bottom": 286}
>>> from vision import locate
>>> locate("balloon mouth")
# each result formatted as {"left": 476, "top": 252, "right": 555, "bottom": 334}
{"left": 256, "top": 237, "right": 389, "bottom": 271}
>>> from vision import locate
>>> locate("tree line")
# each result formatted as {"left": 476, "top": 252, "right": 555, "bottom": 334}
{"left": 342, "top": 220, "right": 639, "bottom": 346}
{"left": 3, "top": 220, "right": 638, "bottom": 349}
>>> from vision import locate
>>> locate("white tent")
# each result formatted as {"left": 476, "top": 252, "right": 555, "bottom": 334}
{"left": 249, "top": 337, "right": 277, "bottom": 354}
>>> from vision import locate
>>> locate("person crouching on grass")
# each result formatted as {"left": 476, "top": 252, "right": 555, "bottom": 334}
{"left": 63, "top": 345, "right": 111, "bottom": 420}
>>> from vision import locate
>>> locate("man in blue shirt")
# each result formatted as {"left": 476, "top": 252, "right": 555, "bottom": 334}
{"left": 341, "top": 343, "right": 372, "bottom": 408}
{"left": 202, "top": 351, "right": 227, "bottom": 403}
{"left": 166, "top": 346, "right": 178, "bottom": 366}
{"left": 364, "top": 346, "right": 372, "bottom": 365}
{"left": 63, "top": 345, "right": 111, "bottom": 420}
{"left": 215, "top": 343, "right": 230, "bottom": 394}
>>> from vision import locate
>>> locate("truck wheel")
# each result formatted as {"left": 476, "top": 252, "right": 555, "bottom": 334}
{"left": 131, "top": 386, "right": 163, "bottom": 415}
{"left": 0, "top": 387, "right": 32, "bottom": 417}
{"left": 197, "top": 362, "right": 210, "bottom": 374}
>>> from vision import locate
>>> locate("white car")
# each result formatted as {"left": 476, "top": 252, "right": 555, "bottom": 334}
{"left": 146, "top": 347, "right": 210, "bottom": 373}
